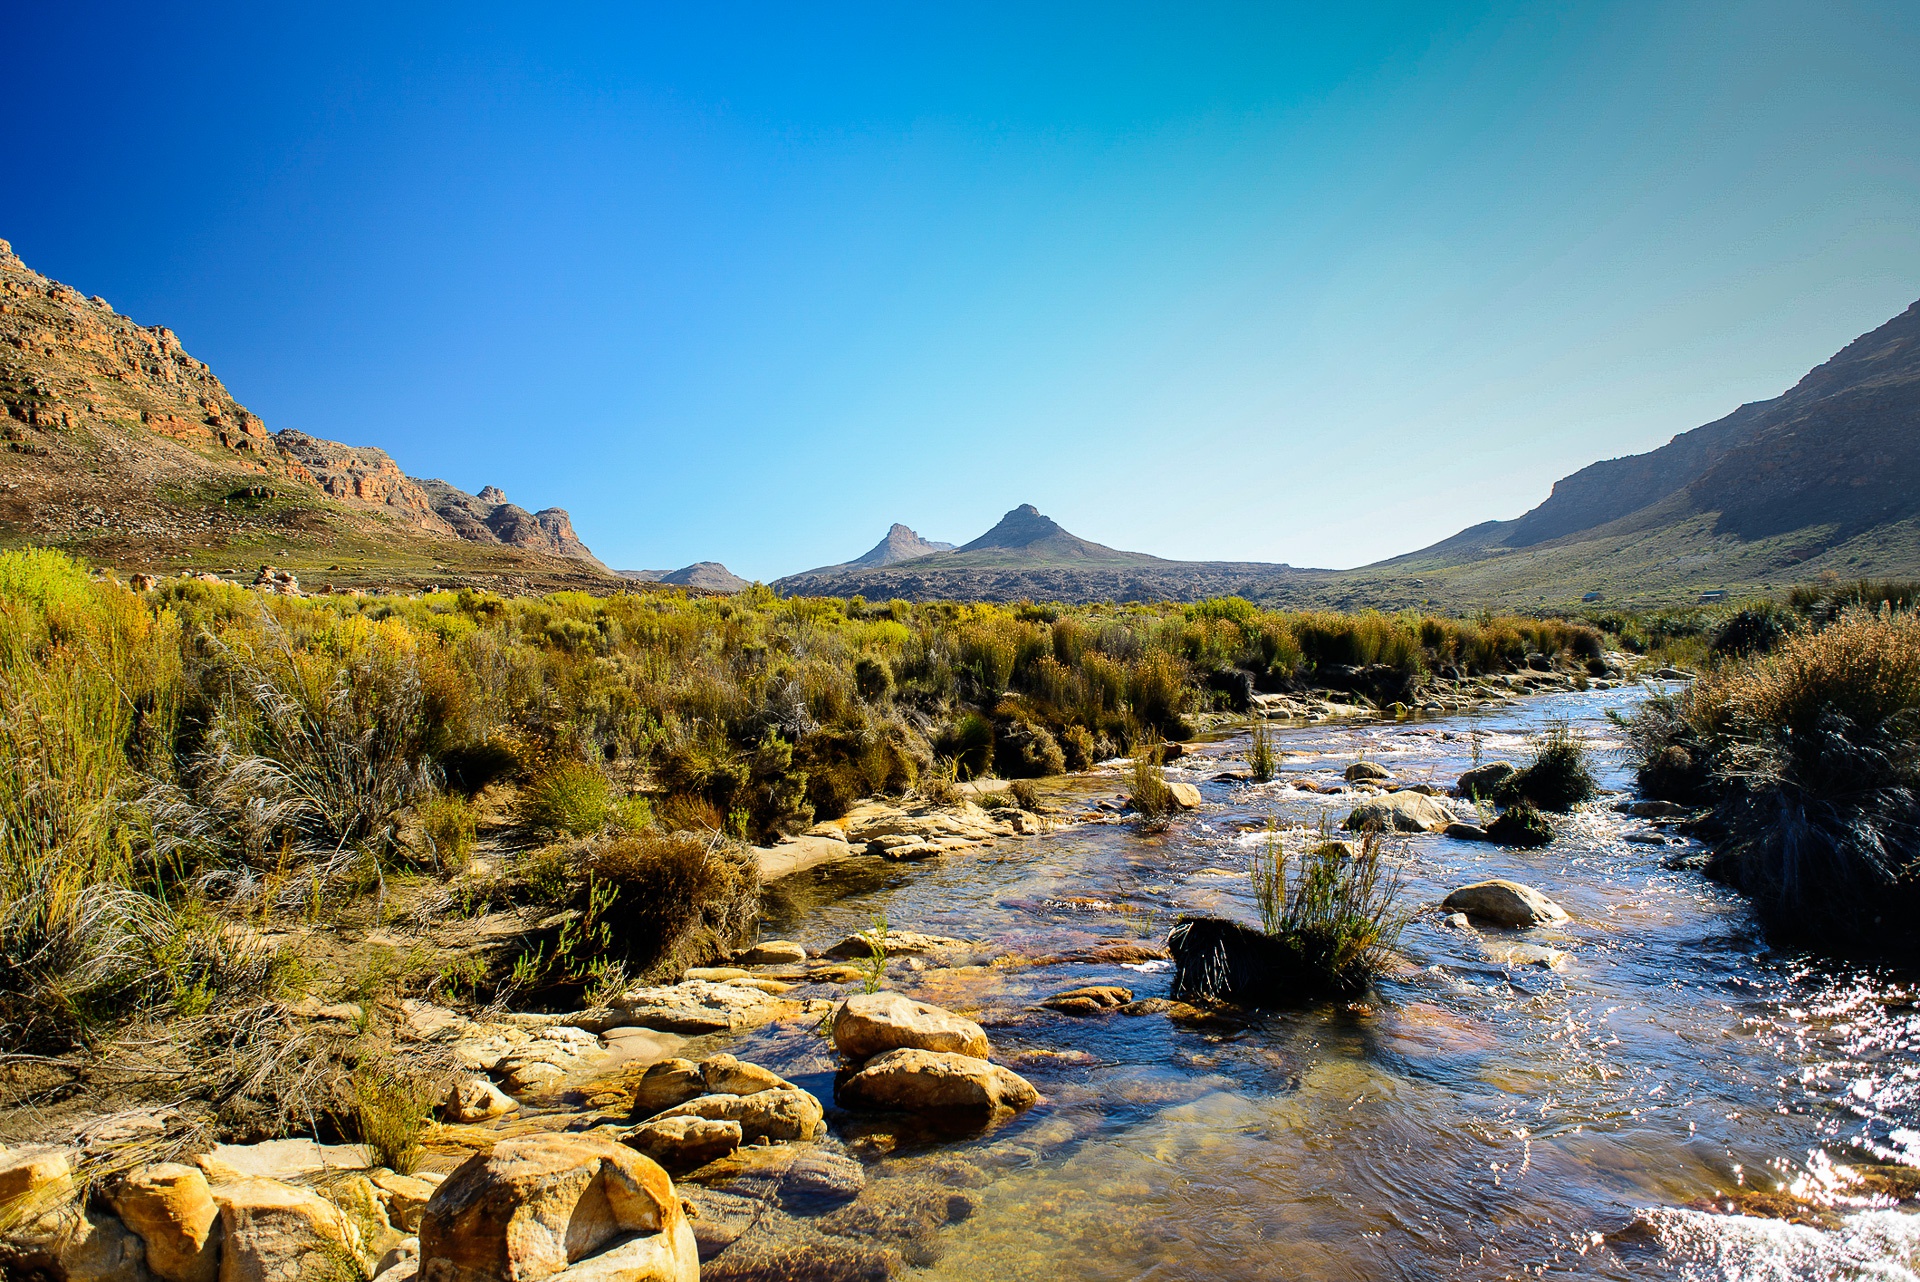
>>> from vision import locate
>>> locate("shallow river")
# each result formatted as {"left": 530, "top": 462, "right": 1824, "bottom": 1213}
{"left": 732, "top": 689, "right": 1920, "bottom": 1280}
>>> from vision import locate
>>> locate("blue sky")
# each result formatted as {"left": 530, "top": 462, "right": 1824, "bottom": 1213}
{"left": 7, "top": 3, "right": 1918, "bottom": 579}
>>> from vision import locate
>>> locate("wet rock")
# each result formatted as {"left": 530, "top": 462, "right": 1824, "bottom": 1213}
{"left": 195, "top": 1139, "right": 370, "bottom": 1185}
{"left": 822, "top": 930, "right": 969, "bottom": 960}
{"left": 648, "top": 1088, "right": 826, "bottom": 1143}
{"left": 1444, "top": 821, "right": 1490, "bottom": 841}
{"left": 445, "top": 1078, "right": 518, "bottom": 1123}
{"left": 1625, "top": 799, "right": 1687, "bottom": 818}
{"left": 630, "top": 1060, "right": 707, "bottom": 1117}
{"left": 607, "top": 980, "right": 781, "bottom": 1034}
{"left": 212, "top": 1178, "right": 361, "bottom": 1282}
{"left": 699, "top": 1054, "right": 790, "bottom": 1097}
{"left": 1061, "top": 941, "right": 1169, "bottom": 965}
{"left": 1040, "top": 986, "right": 1133, "bottom": 1015}
{"left": 1118, "top": 998, "right": 1176, "bottom": 1016}
{"left": 1344, "top": 761, "right": 1392, "bottom": 782}
{"left": 418, "top": 1134, "right": 695, "bottom": 1282}
{"left": 1442, "top": 879, "right": 1570, "bottom": 927}
{"left": 836, "top": 1049, "right": 1038, "bottom": 1114}
{"left": 1343, "top": 790, "right": 1455, "bottom": 833}
{"left": 705, "top": 1144, "right": 867, "bottom": 1215}
{"left": 112, "top": 1163, "right": 220, "bottom": 1282}
{"left": 1452, "top": 762, "right": 1515, "bottom": 798}
{"left": 1442, "top": 912, "right": 1472, "bottom": 929}
{"left": 683, "top": 967, "right": 750, "bottom": 982}
{"left": 373, "top": 1238, "right": 419, "bottom": 1282}
{"left": 624, "top": 1117, "right": 742, "bottom": 1173}
{"left": 735, "top": 940, "right": 809, "bottom": 966}
{"left": 832, "top": 992, "right": 991, "bottom": 1061}
{"left": 1165, "top": 781, "right": 1204, "bottom": 810}
{"left": 701, "top": 1209, "right": 901, "bottom": 1281}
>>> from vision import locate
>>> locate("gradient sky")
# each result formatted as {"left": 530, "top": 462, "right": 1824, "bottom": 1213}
{"left": 7, "top": 3, "right": 1918, "bottom": 579}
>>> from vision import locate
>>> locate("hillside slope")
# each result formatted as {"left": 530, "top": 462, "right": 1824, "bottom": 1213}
{"left": 0, "top": 238, "right": 613, "bottom": 592}
{"left": 1340, "top": 297, "right": 1920, "bottom": 609}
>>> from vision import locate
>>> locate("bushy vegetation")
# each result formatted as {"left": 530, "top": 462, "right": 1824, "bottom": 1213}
{"left": 1248, "top": 823, "right": 1406, "bottom": 994}
{"left": 0, "top": 551, "right": 1619, "bottom": 1052}
{"left": 1493, "top": 719, "right": 1599, "bottom": 812}
{"left": 1487, "top": 800, "right": 1553, "bottom": 848}
{"left": 1628, "top": 607, "right": 1920, "bottom": 951}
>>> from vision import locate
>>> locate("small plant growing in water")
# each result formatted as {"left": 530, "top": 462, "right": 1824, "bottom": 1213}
{"left": 1248, "top": 716, "right": 1276, "bottom": 783}
{"left": 1129, "top": 733, "right": 1174, "bottom": 821}
{"left": 1249, "top": 818, "right": 1406, "bottom": 993}
{"left": 859, "top": 913, "right": 890, "bottom": 994}
{"left": 1487, "top": 799, "right": 1554, "bottom": 847}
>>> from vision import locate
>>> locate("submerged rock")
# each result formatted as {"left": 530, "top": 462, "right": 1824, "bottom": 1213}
{"left": 822, "top": 930, "right": 970, "bottom": 960}
{"left": 1442, "top": 879, "right": 1570, "bottom": 927}
{"left": 1444, "top": 821, "right": 1491, "bottom": 841}
{"left": 1040, "top": 986, "right": 1134, "bottom": 1015}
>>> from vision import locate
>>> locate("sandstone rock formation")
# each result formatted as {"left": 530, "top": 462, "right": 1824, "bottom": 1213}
{"left": 836, "top": 1049, "right": 1038, "bottom": 1113}
{"left": 831, "top": 992, "right": 991, "bottom": 1060}
{"left": 417, "top": 1134, "right": 695, "bottom": 1282}
{"left": 1343, "top": 790, "right": 1456, "bottom": 833}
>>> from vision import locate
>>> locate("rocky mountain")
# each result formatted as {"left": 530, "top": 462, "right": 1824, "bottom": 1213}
{"left": 775, "top": 504, "right": 1300, "bottom": 602}
{"left": 619, "top": 562, "right": 750, "bottom": 593}
{"left": 848, "top": 523, "right": 954, "bottom": 568}
{"left": 0, "top": 238, "right": 612, "bottom": 591}
{"left": 1354, "top": 295, "right": 1920, "bottom": 607}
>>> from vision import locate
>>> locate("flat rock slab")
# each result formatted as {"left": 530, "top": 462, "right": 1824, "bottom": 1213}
{"left": 1040, "top": 986, "right": 1134, "bottom": 1015}
{"left": 606, "top": 980, "right": 782, "bottom": 1034}
{"left": 754, "top": 835, "right": 854, "bottom": 883}
{"left": 196, "top": 1139, "right": 371, "bottom": 1185}
{"left": 1443, "top": 879, "right": 1570, "bottom": 928}
{"left": 822, "top": 930, "right": 971, "bottom": 960}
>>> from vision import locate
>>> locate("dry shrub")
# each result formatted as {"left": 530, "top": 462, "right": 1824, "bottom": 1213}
{"left": 350, "top": 1058, "right": 435, "bottom": 1174}
{"left": 1128, "top": 736, "right": 1174, "bottom": 822}
{"left": 588, "top": 832, "right": 761, "bottom": 982}
{"left": 1493, "top": 719, "right": 1598, "bottom": 812}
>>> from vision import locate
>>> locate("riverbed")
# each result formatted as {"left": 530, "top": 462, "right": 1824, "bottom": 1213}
{"left": 717, "top": 688, "right": 1920, "bottom": 1280}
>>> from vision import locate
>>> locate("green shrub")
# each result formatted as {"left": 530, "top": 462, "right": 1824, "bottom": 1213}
{"left": 1248, "top": 716, "right": 1276, "bottom": 783}
{"left": 350, "top": 1060, "right": 436, "bottom": 1175}
{"left": 522, "top": 761, "right": 614, "bottom": 835}
{"left": 1129, "top": 736, "right": 1174, "bottom": 821}
{"left": 1493, "top": 719, "right": 1598, "bottom": 812}
{"left": 1247, "top": 821, "right": 1405, "bottom": 994}
{"left": 416, "top": 793, "right": 476, "bottom": 871}
{"left": 1059, "top": 724, "right": 1096, "bottom": 771}
{"left": 1487, "top": 801, "right": 1553, "bottom": 847}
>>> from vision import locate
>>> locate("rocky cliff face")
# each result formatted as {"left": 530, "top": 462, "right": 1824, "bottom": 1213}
{"left": 0, "top": 238, "right": 608, "bottom": 579}
{"left": 848, "top": 523, "right": 954, "bottom": 567}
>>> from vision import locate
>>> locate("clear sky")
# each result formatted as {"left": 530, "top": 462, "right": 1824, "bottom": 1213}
{"left": 7, "top": 3, "right": 1918, "bottom": 579}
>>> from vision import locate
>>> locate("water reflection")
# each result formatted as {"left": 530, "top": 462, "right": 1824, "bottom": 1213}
{"left": 745, "top": 690, "right": 1920, "bottom": 1279}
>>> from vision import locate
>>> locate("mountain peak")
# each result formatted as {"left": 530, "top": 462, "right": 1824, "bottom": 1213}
{"left": 849, "top": 523, "right": 953, "bottom": 567}
{"left": 960, "top": 504, "right": 1068, "bottom": 551}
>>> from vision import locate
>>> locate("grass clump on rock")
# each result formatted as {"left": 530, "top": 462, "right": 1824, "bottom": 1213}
{"left": 1169, "top": 822, "right": 1405, "bottom": 1003}
{"left": 1494, "top": 719, "right": 1598, "bottom": 812}
{"left": 1128, "top": 735, "right": 1175, "bottom": 821}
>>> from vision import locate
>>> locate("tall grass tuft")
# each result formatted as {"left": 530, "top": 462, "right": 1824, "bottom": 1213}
{"left": 1249, "top": 821, "right": 1406, "bottom": 994}
{"left": 1494, "top": 718, "right": 1598, "bottom": 812}
{"left": 1129, "top": 734, "right": 1174, "bottom": 821}
{"left": 1248, "top": 716, "right": 1276, "bottom": 783}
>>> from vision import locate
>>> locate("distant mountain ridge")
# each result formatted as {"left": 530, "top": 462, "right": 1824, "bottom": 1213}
{"left": 619, "top": 562, "right": 750, "bottom": 593}
{"left": 775, "top": 505, "right": 1300, "bottom": 602}
{"left": 848, "top": 523, "right": 953, "bottom": 568}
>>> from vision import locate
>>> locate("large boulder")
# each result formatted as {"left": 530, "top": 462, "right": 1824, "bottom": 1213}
{"left": 1343, "top": 790, "right": 1455, "bottom": 833}
{"left": 831, "top": 992, "right": 990, "bottom": 1061}
{"left": 418, "top": 1134, "right": 695, "bottom": 1282}
{"left": 1442, "top": 880, "right": 1570, "bottom": 927}
{"left": 1452, "top": 761, "right": 1515, "bottom": 798}
{"left": 836, "top": 1049, "right": 1038, "bottom": 1114}
{"left": 113, "top": 1163, "right": 220, "bottom": 1282}
{"left": 1165, "top": 781, "right": 1203, "bottom": 811}
{"left": 645, "top": 1088, "right": 824, "bottom": 1143}
{"left": 622, "top": 1117, "right": 742, "bottom": 1173}
{"left": 212, "top": 1178, "right": 361, "bottom": 1282}
{"left": 1344, "top": 761, "right": 1392, "bottom": 783}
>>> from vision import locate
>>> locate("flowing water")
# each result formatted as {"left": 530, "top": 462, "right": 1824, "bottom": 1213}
{"left": 726, "top": 689, "right": 1920, "bottom": 1280}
